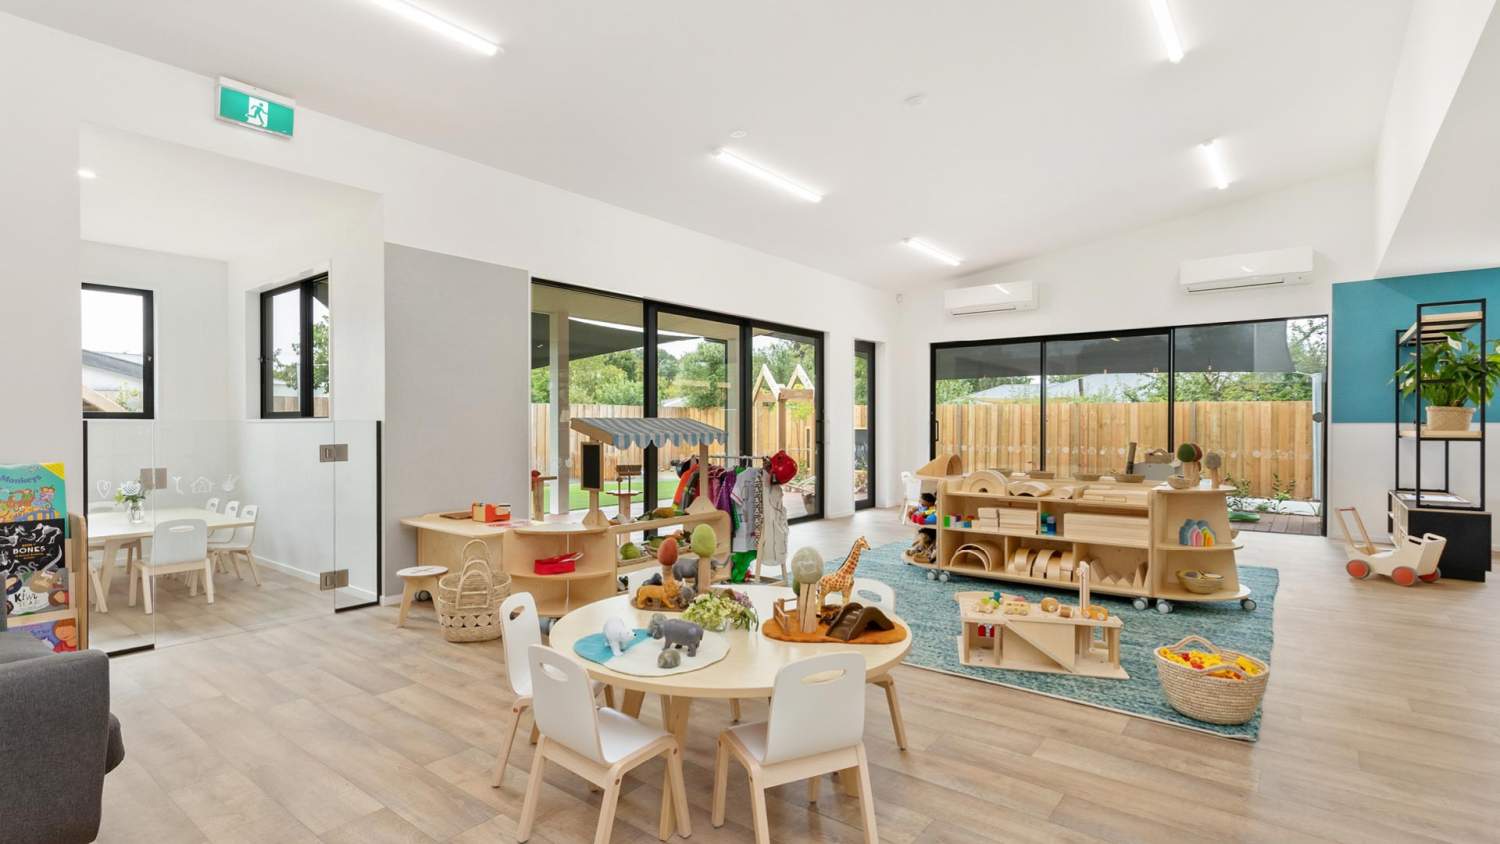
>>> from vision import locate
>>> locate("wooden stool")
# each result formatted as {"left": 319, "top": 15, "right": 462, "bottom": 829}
{"left": 396, "top": 565, "right": 448, "bottom": 627}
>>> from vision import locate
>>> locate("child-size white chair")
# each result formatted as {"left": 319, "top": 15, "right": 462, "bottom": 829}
{"left": 207, "top": 500, "right": 239, "bottom": 572}
{"left": 711, "top": 652, "right": 878, "bottom": 844}
{"left": 491, "top": 592, "right": 613, "bottom": 788}
{"left": 210, "top": 503, "right": 261, "bottom": 586}
{"left": 129, "top": 519, "right": 213, "bottom": 615}
{"left": 516, "top": 644, "right": 691, "bottom": 844}
{"left": 204, "top": 497, "right": 220, "bottom": 513}
{"left": 899, "top": 470, "right": 923, "bottom": 523}
{"left": 818, "top": 577, "right": 906, "bottom": 747}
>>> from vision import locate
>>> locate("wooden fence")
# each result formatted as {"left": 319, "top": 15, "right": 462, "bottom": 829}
{"left": 935, "top": 400, "right": 1315, "bottom": 500}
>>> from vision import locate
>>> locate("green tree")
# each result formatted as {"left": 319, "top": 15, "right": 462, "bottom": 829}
{"left": 271, "top": 315, "right": 330, "bottom": 393}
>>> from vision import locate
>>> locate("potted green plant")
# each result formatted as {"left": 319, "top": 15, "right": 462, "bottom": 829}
{"left": 1394, "top": 332, "right": 1500, "bottom": 432}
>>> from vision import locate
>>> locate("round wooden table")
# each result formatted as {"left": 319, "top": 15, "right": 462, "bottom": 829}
{"left": 549, "top": 583, "right": 911, "bottom": 837}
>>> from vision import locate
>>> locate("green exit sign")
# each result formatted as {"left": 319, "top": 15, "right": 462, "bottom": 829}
{"left": 216, "top": 77, "right": 295, "bottom": 138}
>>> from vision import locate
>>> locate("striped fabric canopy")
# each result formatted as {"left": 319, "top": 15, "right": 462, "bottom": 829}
{"left": 570, "top": 417, "right": 727, "bottom": 449}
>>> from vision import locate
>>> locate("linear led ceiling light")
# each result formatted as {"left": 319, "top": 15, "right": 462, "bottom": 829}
{"left": 904, "top": 237, "right": 963, "bottom": 267}
{"left": 712, "top": 148, "right": 823, "bottom": 203}
{"left": 1148, "top": 0, "right": 1185, "bottom": 63}
{"left": 77, "top": 168, "right": 97, "bottom": 179}
{"left": 1198, "top": 140, "right": 1231, "bottom": 190}
{"left": 366, "top": 0, "right": 501, "bottom": 56}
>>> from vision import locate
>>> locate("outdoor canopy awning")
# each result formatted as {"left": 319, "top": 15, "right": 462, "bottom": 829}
{"left": 569, "top": 417, "right": 727, "bottom": 449}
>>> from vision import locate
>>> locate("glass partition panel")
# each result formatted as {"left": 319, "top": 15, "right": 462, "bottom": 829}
{"left": 1044, "top": 333, "right": 1169, "bottom": 476}
{"left": 82, "top": 419, "right": 156, "bottom": 653}
{"left": 933, "top": 341, "right": 1042, "bottom": 472}
{"left": 656, "top": 310, "right": 740, "bottom": 508}
{"left": 334, "top": 419, "right": 380, "bottom": 610}
{"left": 752, "top": 326, "right": 820, "bottom": 519}
{"left": 854, "top": 340, "right": 874, "bottom": 509}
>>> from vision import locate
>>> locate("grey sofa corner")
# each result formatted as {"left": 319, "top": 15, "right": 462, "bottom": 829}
{"left": 0, "top": 631, "right": 124, "bottom": 844}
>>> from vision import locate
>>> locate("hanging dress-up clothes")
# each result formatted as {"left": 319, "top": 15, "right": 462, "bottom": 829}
{"left": 759, "top": 471, "right": 788, "bottom": 569}
{"left": 730, "top": 467, "right": 761, "bottom": 581}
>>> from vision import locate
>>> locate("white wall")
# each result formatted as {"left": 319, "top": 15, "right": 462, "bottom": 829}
{"left": 1374, "top": 0, "right": 1496, "bottom": 265}
{"left": 893, "top": 169, "right": 1377, "bottom": 491}
{"left": 0, "top": 12, "right": 895, "bottom": 524}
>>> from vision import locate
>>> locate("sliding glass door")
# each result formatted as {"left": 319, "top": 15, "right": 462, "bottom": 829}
{"left": 932, "top": 341, "right": 1042, "bottom": 472}
{"left": 854, "top": 340, "right": 875, "bottom": 509}
{"left": 655, "top": 309, "right": 743, "bottom": 509}
{"left": 1044, "top": 332, "right": 1170, "bottom": 476}
{"left": 752, "top": 326, "right": 822, "bottom": 519}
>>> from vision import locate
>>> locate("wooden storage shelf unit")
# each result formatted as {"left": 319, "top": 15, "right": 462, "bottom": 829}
{"left": 923, "top": 477, "right": 1255, "bottom": 612}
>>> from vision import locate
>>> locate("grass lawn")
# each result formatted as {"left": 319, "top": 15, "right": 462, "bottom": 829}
{"left": 542, "top": 478, "right": 683, "bottom": 512}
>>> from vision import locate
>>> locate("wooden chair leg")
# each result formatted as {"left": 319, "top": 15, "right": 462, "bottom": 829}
{"left": 748, "top": 773, "right": 772, "bottom": 844}
{"left": 665, "top": 743, "right": 691, "bottom": 838}
{"left": 603, "top": 685, "right": 616, "bottom": 708}
{"left": 188, "top": 570, "right": 198, "bottom": 597}
{"left": 530, "top": 722, "right": 540, "bottom": 745}
{"left": 141, "top": 568, "right": 154, "bottom": 615}
{"left": 854, "top": 744, "right": 878, "bottom": 843}
{"left": 876, "top": 676, "right": 908, "bottom": 751}
{"left": 594, "top": 781, "right": 622, "bottom": 844}
{"left": 711, "top": 738, "right": 730, "bottom": 828}
{"left": 243, "top": 551, "right": 261, "bottom": 586}
{"left": 729, "top": 698, "right": 742, "bottom": 722}
{"left": 228, "top": 550, "right": 243, "bottom": 580}
{"left": 89, "top": 565, "right": 108, "bottom": 613}
{"left": 202, "top": 560, "right": 215, "bottom": 604}
{"left": 128, "top": 561, "right": 138, "bottom": 608}
{"left": 516, "top": 736, "right": 547, "bottom": 843}
{"left": 491, "top": 704, "right": 526, "bottom": 788}
{"left": 807, "top": 774, "right": 820, "bottom": 803}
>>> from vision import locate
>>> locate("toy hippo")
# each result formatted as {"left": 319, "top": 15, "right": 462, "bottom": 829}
{"left": 657, "top": 649, "right": 682, "bottom": 669}
{"left": 647, "top": 613, "right": 703, "bottom": 657}
{"left": 601, "top": 617, "right": 634, "bottom": 657}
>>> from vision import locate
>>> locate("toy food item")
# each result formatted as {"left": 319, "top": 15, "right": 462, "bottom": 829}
{"left": 657, "top": 537, "right": 679, "bottom": 567}
{"left": 1002, "top": 599, "right": 1030, "bottom": 615}
{"left": 1058, "top": 605, "right": 1073, "bottom": 618}
{"left": 1084, "top": 604, "right": 1109, "bottom": 621}
{"left": 620, "top": 542, "right": 642, "bottom": 560}
{"left": 1039, "top": 597, "right": 1059, "bottom": 613}
{"left": 690, "top": 524, "right": 717, "bottom": 558}
{"left": 976, "top": 596, "right": 1000, "bottom": 614}
{"left": 1157, "top": 647, "right": 1264, "bottom": 681}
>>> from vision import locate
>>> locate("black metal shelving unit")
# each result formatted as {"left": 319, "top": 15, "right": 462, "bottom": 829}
{"left": 1390, "top": 298, "right": 1490, "bottom": 581}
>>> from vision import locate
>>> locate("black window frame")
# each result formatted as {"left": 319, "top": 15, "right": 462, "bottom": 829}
{"left": 260, "top": 274, "right": 329, "bottom": 419}
{"left": 82, "top": 282, "right": 155, "bottom": 420}
{"left": 855, "top": 339, "right": 876, "bottom": 510}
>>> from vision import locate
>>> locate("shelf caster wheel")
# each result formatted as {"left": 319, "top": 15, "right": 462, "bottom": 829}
{"left": 1240, "top": 598, "right": 1257, "bottom": 611}
{"left": 937, "top": 570, "right": 951, "bottom": 583}
{"left": 926, "top": 569, "right": 937, "bottom": 581}
{"left": 1155, "top": 599, "right": 1173, "bottom": 615}
{"left": 1132, "top": 597, "right": 1149, "bottom": 611}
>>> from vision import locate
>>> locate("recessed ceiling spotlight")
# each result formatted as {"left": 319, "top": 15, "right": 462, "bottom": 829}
{"left": 365, "top": 0, "right": 501, "bottom": 56}
{"left": 904, "top": 237, "right": 963, "bottom": 267}
{"left": 712, "top": 148, "right": 823, "bottom": 203}
{"left": 77, "top": 168, "right": 97, "bottom": 179}
{"left": 729, "top": 129, "right": 748, "bottom": 139}
{"left": 1198, "top": 139, "right": 1231, "bottom": 190}
{"left": 904, "top": 93, "right": 928, "bottom": 107}
{"left": 1148, "top": 0, "right": 1185, "bottom": 63}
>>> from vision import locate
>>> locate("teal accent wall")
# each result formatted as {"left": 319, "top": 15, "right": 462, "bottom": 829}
{"left": 1331, "top": 267, "right": 1498, "bottom": 423}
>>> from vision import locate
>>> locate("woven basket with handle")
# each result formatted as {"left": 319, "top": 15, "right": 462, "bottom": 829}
{"left": 1155, "top": 635, "right": 1269, "bottom": 725}
{"left": 436, "top": 558, "right": 511, "bottom": 643}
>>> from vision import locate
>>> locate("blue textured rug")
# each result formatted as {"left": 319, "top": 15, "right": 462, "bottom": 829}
{"left": 843, "top": 541, "right": 1277, "bottom": 740}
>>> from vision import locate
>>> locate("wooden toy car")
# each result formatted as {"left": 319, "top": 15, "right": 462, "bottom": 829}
{"left": 1336, "top": 507, "right": 1446, "bottom": 586}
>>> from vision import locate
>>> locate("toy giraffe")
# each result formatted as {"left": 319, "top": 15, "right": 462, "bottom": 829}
{"left": 817, "top": 537, "right": 870, "bottom": 607}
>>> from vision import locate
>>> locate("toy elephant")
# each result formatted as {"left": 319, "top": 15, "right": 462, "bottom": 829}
{"left": 657, "top": 649, "right": 682, "bottom": 669}
{"left": 648, "top": 613, "right": 703, "bottom": 657}
{"left": 601, "top": 617, "right": 634, "bottom": 657}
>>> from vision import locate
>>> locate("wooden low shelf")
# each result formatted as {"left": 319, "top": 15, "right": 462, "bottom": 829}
{"left": 922, "top": 477, "right": 1255, "bottom": 612}
{"left": 955, "top": 591, "right": 1127, "bottom": 679}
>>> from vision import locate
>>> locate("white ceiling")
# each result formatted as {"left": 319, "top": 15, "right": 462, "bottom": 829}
{"left": 15, "top": 1, "right": 1413, "bottom": 289}
{"left": 80, "top": 125, "right": 377, "bottom": 262}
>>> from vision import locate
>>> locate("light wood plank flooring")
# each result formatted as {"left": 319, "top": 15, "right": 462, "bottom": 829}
{"left": 96, "top": 509, "right": 1500, "bottom": 843}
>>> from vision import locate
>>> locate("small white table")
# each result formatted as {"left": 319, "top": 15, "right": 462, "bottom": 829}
{"left": 89, "top": 508, "right": 256, "bottom": 611}
{"left": 549, "top": 584, "right": 911, "bottom": 838}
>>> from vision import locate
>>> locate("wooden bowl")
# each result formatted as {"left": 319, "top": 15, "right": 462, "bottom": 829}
{"left": 1115, "top": 474, "right": 1145, "bottom": 484}
{"left": 1177, "top": 569, "right": 1225, "bottom": 594}
{"left": 1166, "top": 476, "right": 1196, "bottom": 490}
{"left": 1072, "top": 473, "right": 1101, "bottom": 482}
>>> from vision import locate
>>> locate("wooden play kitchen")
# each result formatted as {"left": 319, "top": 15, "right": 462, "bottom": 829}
{"left": 911, "top": 467, "right": 1256, "bottom": 613}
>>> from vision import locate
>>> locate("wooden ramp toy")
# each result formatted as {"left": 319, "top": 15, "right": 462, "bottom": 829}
{"left": 1336, "top": 507, "right": 1446, "bottom": 586}
{"left": 954, "top": 591, "right": 1127, "bottom": 680}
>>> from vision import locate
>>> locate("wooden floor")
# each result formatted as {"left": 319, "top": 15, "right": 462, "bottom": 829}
{"left": 96, "top": 508, "right": 1500, "bottom": 843}
{"left": 1236, "top": 511, "right": 1324, "bottom": 536}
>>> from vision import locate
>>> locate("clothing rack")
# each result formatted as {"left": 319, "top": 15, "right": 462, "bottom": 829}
{"left": 705, "top": 453, "right": 770, "bottom": 469}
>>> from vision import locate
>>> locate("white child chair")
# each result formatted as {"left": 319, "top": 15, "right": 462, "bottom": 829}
{"left": 899, "top": 471, "right": 923, "bottom": 523}
{"left": 204, "top": 497, "right": 220, "bottom": 513}
{"left": 129, "top": 519, "right": 213, "bottom": 615}
{"left": 210, "top": 503, "right": 261, "bottom": 586}
{"left": 516, "top": 645, "right": 691, "bottom": 844}
{"left": 207, "top": 500, "right": 239, "bottom": 571}
{"left": 711, "top": 652, "right": 878, "bottom": 844}
{"left": 491, "top": 592, "right": 613, "bottom": 788}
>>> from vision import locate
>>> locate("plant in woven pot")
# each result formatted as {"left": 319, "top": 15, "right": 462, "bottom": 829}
{"left": 1394, "top": 332, "right": 1500, "bottom": 432}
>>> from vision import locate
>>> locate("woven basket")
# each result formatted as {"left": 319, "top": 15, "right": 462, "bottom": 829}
{"left": 436, "top": 558, "right": 511, "bottom": 643}
{"left": 1155, "top": 635, "right": 1269, "bottom": 725}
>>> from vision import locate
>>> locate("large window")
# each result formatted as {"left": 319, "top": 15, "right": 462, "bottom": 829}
{"left": 854, "top": 340, "right": 875, "bottom": 509}
{"left": 932, "top": 316, "right": 1329, "bottom": 528}
{"left": 82, "top": 283, "right": 153, "bottom": 418}
{"left": 752, "top": 326, "right": 822, "bottom": 519}
{"left": 260, "top": 275, "right": 330, "bottom": 418}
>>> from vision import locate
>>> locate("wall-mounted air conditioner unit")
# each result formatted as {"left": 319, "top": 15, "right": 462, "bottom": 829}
{"left": 1179, "top": 247, "right": 1314, "bottom": 294}
{"left": 943, "top": 280, "right": 1038, "bottom": 316}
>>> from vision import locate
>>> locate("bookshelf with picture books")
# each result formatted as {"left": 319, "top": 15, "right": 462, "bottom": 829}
{"left": 905, "top": 469, "right": 1255, "bottom": 613}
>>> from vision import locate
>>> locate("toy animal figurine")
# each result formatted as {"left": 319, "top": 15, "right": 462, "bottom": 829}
{"left": 633, "top": 560, "right": 687, "bottom": 610}
{"left": 816, "top": 537, "right": 870, "bottom": 607}
{"left": 645, "top": 556, "right": 727, "bottom": 587}
{"left": 657, "top": 649, "right": 682, "bottom": 669}
{"left": 602, "top": 617, "right": 634, "bottom": 657}
{"left": 648, "top": 613, "right": 703, "bottom": 657}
